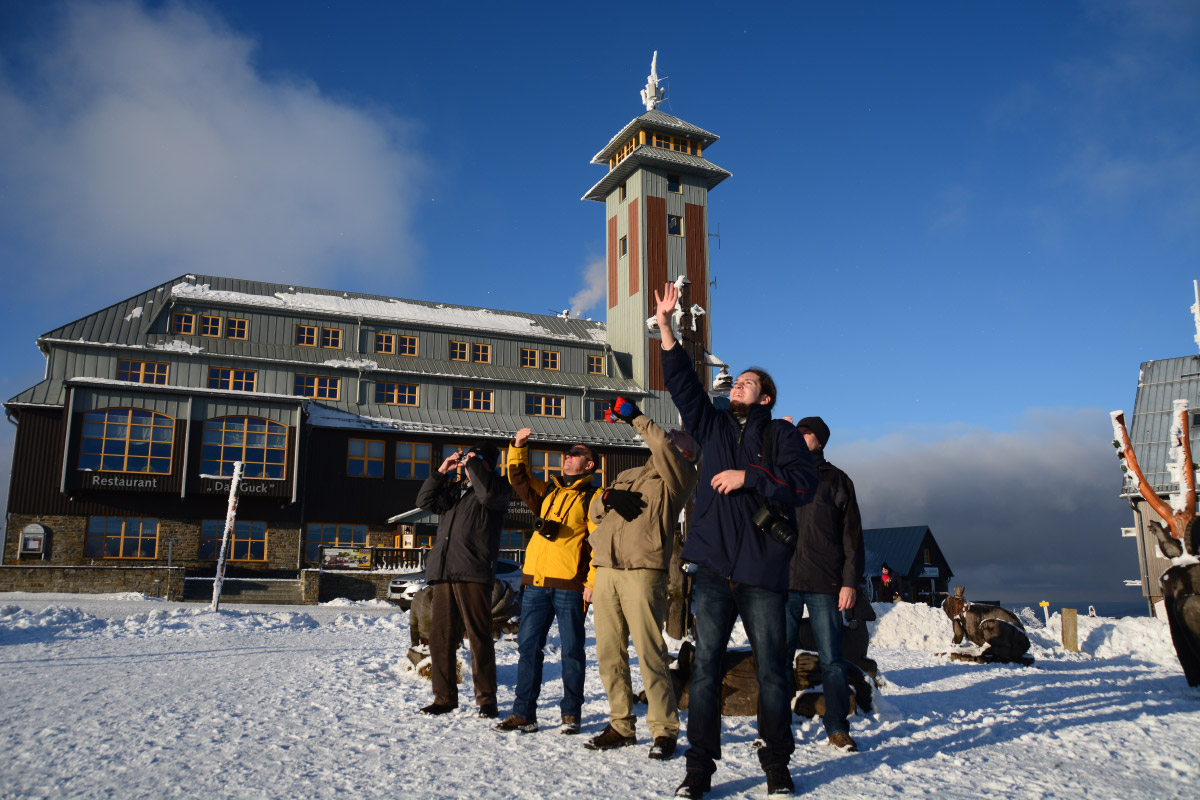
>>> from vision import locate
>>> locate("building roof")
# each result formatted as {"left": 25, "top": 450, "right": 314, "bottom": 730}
{"left": 39, "top": 275, "right": 610, "bottom": 347}
{"left": 1121, "top": 353, "right": 1200, "bottom": 498}
{"left": 7, "top": 274, "right": 675, "bottom": 449}
{"left": 582, "top": 146, "right": 731, "bottom": 202}
{"left": 590, "top": 110, "right": 720, "bottom": 165}
{"left": 862, "top": 526, "right": 939, "bottom": 577}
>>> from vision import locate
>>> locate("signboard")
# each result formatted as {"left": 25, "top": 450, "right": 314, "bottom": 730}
{"left": 505, "top": 497, "right": 537, "bottom": 527}
{"left": 81, "top": 472, "right": 165, "bottom": 491}
{"left": 322, "top": 548, "right": 372, "bottom": 570}
{"left": 20, "top": 524, "right": 46, "bottom": 554}
{"left": 919, "top": 566, "right": 940, "bottom": 578}
{"left": 199, "top": 477, "right": 286, "bottom": 498}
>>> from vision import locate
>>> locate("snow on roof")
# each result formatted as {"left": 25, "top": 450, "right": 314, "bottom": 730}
{"left": 152, "top": 339, "right": 204, "bottom": 354}
{"left": 323, "top": 358, "right": 378, "bottom": 370}
{"left": 172, "top": 282, "right": 606, "bottom": 343}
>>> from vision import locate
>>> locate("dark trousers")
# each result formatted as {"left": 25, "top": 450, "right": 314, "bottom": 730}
{"left": 429, "top": 580, "right": 496, "bottom": 707}
{"left": 685, "top": 566, "right": 795, "bottom": 775}
{"left": 785, "top": 590, "right": 851, "bottom": 736}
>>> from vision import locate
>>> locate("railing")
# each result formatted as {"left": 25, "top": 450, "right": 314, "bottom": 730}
{"left": 372, "top": 547, "right": 428, "bottom": 572}
{"left": 320, "top": 546, "right": 526, "bottom": 572}
{"left": 499, "top": 547, "right": 526, "bottom": 564}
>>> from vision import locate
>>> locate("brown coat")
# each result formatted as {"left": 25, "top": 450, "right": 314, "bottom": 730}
{"left": 587, "top": 415, "right": 698, "bottom": 581}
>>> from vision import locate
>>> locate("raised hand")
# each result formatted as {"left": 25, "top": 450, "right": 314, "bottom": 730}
{"left": 654, "top": 282, "right": 679, "bottom": 319}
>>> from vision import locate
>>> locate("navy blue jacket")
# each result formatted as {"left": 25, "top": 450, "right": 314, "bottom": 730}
{"left": 662, "top": 345, "right": 818, "bottom": 590}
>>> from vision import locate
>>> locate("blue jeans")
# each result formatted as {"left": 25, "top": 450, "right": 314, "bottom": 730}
{"left": 785, "top": 590, "right": 850, "bottom": 736}
{"left": 512, "top": 585, "right": 585, "bottom": 722}
{"left": 686, "top": 566, "right": 794, "bottom": 774}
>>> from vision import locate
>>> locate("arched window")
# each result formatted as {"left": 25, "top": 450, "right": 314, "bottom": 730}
{"left": 78, "top": 408, "right": 174, "bottom": 474}
{"left": 200, "top": 416, "right": 288, "bottom": 479}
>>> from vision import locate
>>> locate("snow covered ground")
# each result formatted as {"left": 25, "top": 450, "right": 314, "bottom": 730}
{"left": 0, "top": 594, "right": 1196, "bottom": 800}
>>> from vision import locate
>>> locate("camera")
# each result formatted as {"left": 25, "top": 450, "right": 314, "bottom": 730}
{"left": 533, "top": 517, "right": 560, "bottom": 540}
{"left": 752, "top": 503, "right": 797, "bottom": 547}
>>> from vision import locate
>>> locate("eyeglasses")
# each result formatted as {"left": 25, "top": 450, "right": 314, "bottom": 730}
{"left": 565, "top": 447, "right": 593, "bottom": 459}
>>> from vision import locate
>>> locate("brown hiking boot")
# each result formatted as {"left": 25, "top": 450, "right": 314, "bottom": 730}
{"left": 560, "top": 715, "right": 581, "bottom": 735}
{"left": 827, "top": 732, "right": 859, "bottom": 752}
{"left": 583, "top": 724, "right": 636, "bottom": 751}
{"left": 648, "top": 736, "right": 677, "bottom": 760}
{"left": 494, "top": 714, "right": 538, "bottom": 733}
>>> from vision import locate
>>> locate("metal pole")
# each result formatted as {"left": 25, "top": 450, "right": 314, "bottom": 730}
{"left": 210, "top": 462, "right": 244, "bottom": 612}
{"left": 166, "top": 539, "right": 175, "bottom": 600}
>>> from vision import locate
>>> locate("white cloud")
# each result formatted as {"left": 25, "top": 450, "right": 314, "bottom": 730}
{"left": 568, "top": 255, "right": 606, "bottom": 318}
{"left": 835, "top": 409, "right": 1137, "bottom": 604}
{"left": 0, "top": 0, "right": 426, "bottom": 296}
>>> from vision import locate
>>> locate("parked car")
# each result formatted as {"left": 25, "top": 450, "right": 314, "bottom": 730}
{"left": 387, "top": 558, "right": 524, "bottom": 610}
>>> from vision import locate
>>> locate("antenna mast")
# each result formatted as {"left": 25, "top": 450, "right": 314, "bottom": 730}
{"left": 1193, "top": 280, "right": 1200, "bottom": 354}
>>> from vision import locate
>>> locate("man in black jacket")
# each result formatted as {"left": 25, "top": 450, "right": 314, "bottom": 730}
{"left": 415, "top": 444, "right": 512, "bottom": 719}
{"left": 785, "top": 416, "right": 864, "bottom": 752}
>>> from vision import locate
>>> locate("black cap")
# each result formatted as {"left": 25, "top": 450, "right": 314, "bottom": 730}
{"left": 795, "top": 416, "right": 830, "bottom": 448}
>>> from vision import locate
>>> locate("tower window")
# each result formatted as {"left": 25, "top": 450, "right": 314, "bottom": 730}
{"left": 619, "top": 182, "right": 627, "bottom": 201}
{"left": 667, "top": 173, "right": 681, "bottom": 193}
{"left": 667, "top": 215, "right": 683, "bottom": 237}
{"left": 619, "top": 236, "right": 628, "bottom": 257}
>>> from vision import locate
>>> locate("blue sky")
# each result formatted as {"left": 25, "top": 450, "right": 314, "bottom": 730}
{"left": 1, "top": 0, "right": 1197, "bottom": 606}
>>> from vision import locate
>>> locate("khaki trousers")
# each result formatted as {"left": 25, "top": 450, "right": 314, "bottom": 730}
{"left": 429, "top": 581, "right": 497, "bottom": 707}
{"left": 591, "top": 566, "right": 679, "bottom": 739}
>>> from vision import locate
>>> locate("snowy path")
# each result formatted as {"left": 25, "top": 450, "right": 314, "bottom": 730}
{"left": 0, "top": 595, "right": 1196, "bottom": 799}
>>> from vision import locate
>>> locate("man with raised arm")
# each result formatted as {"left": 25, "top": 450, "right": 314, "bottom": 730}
{"left": 654, "top": 281, "right": 819, "bottom": 799}
{"left": 583, "top": 401, "right": 699, "bottom": 760}
{"left": 415, "top": 443, "right": 511, "bottom": 720}
{"left": 495, "top": 430, "right": 599, "bottom": 736}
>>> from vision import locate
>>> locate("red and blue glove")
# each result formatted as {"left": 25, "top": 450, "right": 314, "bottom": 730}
{"left": 604, "top": 396, "right": 641, "bottom": 424}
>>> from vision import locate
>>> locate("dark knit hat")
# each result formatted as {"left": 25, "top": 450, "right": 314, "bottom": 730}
{"left": 474, "top": 443, "right": 502, "bottom": 469}
{"left": 795, "top": 416, "right": 830, "bottom": 448}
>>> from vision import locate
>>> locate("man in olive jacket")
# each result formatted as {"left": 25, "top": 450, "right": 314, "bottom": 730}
{"left": 415, "top": 444, "right": 511, "bottom": 719}
{"left": 582, "top": 403, "right": 698, "bottom": 760}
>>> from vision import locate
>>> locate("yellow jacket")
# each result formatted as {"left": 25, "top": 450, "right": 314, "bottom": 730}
{"left": 507, "top": 442, "right": 598, "bottom": 592}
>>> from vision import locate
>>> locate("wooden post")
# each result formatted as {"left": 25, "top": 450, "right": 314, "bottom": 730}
{"left": 1061, "top": 608, "right": 1079, "bottom": 652}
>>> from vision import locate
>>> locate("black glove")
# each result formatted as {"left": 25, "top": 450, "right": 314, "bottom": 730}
{"left": 601, "top": 489, "right": 646, "bottom": 521}
{"left": 605, "top": 396, "right": 641, "bottom": 424}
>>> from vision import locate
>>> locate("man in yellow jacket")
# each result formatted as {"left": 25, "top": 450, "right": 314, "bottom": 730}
{"left": 495, "top": 427, "right": 599, "bottom": 735}
{"left": 583, "top": 400, "right": 698, "bottom": 760}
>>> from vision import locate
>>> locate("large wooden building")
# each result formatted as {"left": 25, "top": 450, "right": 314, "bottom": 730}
{"left": 2, "top": 59, "right": 731, "bottom": 590}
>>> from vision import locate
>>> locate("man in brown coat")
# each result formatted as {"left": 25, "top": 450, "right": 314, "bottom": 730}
{"left": 582, "top": 399, "right": 698, "bottom": 760}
